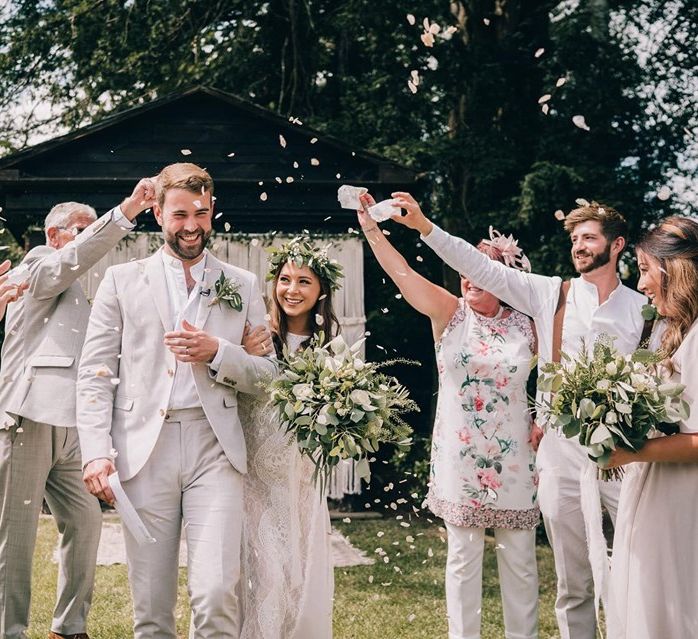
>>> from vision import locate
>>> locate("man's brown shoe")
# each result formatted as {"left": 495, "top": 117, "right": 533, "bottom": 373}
{"left": 48, "top": 632, "right": 90, "bottom": 639}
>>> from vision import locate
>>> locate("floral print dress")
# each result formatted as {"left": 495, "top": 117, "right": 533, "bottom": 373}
{"left": 426, "top": 299, "right": 539, "bottom": 529}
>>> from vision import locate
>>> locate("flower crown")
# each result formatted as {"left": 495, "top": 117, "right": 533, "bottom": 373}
{"left": 266, "top": 236, "right": 344, "bottom": 291}
{"left": 481, "top": 226, "right": 531, "bottom": 272}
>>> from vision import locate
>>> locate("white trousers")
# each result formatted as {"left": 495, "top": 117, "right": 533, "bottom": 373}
{"left": 445, "top": 523, "right": 538, "bottom": 639}
{"left": 536, "top": 434, "right": 620, "bottom": 639}
{"left": 121, "top": 408, "right": 243, "bottom": 639}
{"left": 0, "top": 419, "right": 102, "bottom": 639}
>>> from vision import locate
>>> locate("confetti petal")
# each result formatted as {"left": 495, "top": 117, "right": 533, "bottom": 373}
{"left": 657, "top": 185, "right": 671, "bottom": 201}
{"left": 572, "top": 115, "right": 590, "bottom": 131}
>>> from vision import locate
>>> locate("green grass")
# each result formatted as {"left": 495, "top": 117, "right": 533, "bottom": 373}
{"left": 27, "top": 516, "right": 561, "bottom": 638}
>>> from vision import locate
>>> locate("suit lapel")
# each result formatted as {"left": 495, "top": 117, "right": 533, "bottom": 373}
{"left": 196, "top": 252, "right": 223, "bottom": 329}
{"left": 143, "top": 250, "right": 174, "bottom": 333}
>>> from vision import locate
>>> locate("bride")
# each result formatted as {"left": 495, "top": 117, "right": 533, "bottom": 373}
{"left": 238, "top": 237, "right": 343, "bottom": 639}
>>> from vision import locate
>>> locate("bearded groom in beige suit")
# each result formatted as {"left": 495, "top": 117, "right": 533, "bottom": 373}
{"left": 0, "top": 187, "right": 150, "bottom": 639}
{"left": 77, "top": 163, "right": 276, "bottom": 639}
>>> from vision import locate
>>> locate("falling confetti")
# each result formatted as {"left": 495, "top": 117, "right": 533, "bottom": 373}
{"left": 408, "top": 80, "right": 418, "bottom": 94}
{"left": 260, "top": 192, "right": 268, "bottom": 201}
{"left": 406, "top": 13, "right": 415, "bottom": 25}
{"left": 554, "top": 209, "right": 566, "bottom": 221}
{"left": 538, "top": 94, "right": 551, "bottom": 104}
{"left": 180, "top": 149, "right": 192, "bottom": 155}
{"left": 279, "top": 134, "right": 287, "bottom": 148}
{"left": 575, "top": 198, "right": 590, "bottom": 207}
{"left": 556, "top": 77, "right": 567, "bottom": 87}
{"left": 311, "top": 158, "right": 320, "bottom": 166}
{"left": 483, "top": 18, "right": 491, "bottom": 25}
{"left": 224, "top": 222, "right": 231, "bottom": 232}
{"left": 310, "top": 137, "right": 318, "bottom": 144}
{"left": 541, "top": 104, "right": 550, "bottom": 115}
{"left": 657, "top": 185, "right": 672, "bottom": 201}
{"left": 534, "top": 47, "right": 545, "bottom": 58}
{"left": 227, "top": 152, "right": 236, "bottom": 157}
{"left": 572, "top": 115, "right": 590, "bottom": 131}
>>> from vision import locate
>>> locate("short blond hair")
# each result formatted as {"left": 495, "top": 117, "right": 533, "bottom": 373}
{"left": 156, "top": 163, "right": 214, "bottom": 207}
{"left": 563, "top": 200, "right": 628, "bottom": 242}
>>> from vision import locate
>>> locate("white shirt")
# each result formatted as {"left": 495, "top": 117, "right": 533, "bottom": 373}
{"left": 422, "top": 224, "right": 647, "bottom": 420}
{"left": 161, "top": 249, "right": 209, "bottom": 410}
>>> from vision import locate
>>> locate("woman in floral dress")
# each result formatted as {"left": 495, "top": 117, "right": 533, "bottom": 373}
{"left": 357, "top": 195, "right": 540, "bottom": 639}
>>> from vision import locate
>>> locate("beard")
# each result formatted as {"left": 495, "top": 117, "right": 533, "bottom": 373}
{"left": 164, "top": 228, "right": 211, "bottom": 260}
{"left": 573, "top": 242, "right": 612, "bottom": 274}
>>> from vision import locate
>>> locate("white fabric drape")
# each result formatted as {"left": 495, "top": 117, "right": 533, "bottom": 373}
{"left": 80, "top": 233, "right": 365, "bottom": 498}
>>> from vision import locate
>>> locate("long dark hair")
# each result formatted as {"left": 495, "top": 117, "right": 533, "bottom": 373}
{"left": 636, "top": 216, "right": 698, "bottom": 369}
{"left": 269, "top": 265, "right": 340, "bottom": 356}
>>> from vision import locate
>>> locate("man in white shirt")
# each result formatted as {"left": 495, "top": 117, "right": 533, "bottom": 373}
{"left": 77, "top": 163, "right": 276, "bottom": 638}
{"left": 0, "top": 191, "right": 148, "bottom": 639}
{"left": 390, "top": 192, "right": 646, "bottom": 639}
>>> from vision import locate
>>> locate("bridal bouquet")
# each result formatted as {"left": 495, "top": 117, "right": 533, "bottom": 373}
{"left": 268, "top": 333, "right": 417, "bottom": 490}
{"left": 537, "top": 336, "right": 688, "bottom": 479}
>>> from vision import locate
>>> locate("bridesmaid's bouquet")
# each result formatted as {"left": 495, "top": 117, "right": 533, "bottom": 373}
{"left": 537, "top": 336, "right": 688, "bottom": 479}
{"left": 268, "top": 333, "right": 417, "bottom": 490}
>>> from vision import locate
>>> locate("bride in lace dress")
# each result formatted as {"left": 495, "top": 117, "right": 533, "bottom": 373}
{"left": 238, "top": 239, "right": 343, "bottom": 639}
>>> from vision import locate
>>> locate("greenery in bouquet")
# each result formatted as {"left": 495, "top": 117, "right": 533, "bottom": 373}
{"left": 268, "top": 332, "right": 418, "bottom": 491}
{"left": 537, "top": 336, "right": 688, "bottom": 479}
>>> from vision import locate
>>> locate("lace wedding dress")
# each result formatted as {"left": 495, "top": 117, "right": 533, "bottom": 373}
{"left": 239, "top": 332, "right": 334, "bottom": 639}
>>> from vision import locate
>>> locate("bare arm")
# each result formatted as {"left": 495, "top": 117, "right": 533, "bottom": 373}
{"left": 390, "top": 192, "right": 559, "bottom": 319}
{"left": 358, "top": 195, "right": 458, "bottom": 339}
{"left": 609, "top": 433, "right": 698, "bottom": 466}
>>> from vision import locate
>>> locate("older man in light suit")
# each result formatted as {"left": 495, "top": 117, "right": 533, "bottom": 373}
{"left": 77, "top": 163, "right": 276, "bottom": 639}
{"left": 0, "top": 189, "right": 150, "bottom": 639}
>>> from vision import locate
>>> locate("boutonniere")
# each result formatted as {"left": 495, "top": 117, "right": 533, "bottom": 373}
{"left": 208, "top": 273, "right": 243, "bottom": 311}
{"left": 641, "top": 303, "right": 660, "bottom": 322}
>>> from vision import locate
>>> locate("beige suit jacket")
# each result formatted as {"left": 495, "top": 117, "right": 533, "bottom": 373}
{"left": 0, "top": 211, "right": 131, "bottom": 428}
{"left": 76, "top": 249, "right": 276, "bottom": 480}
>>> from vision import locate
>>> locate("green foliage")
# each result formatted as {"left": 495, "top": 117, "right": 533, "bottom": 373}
{"left": 1, "top": 0, "right": 696, "bottom": 492}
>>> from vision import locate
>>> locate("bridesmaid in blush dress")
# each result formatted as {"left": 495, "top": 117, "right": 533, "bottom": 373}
{"left": 607, "top": 216, "right": 698, "bottom": 639}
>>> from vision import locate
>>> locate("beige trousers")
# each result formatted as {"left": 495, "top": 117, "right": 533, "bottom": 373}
{"left": 537, "top": 433, "right": 620, "bottom": 639}
{"left": 0, "top": 419, "right": 102, "bottom": 639}
{"left": 121, "top": 408, "right": 243, "bottom": 639}
{"left": 445, "top": 523, "right": 539, "bottom": 639}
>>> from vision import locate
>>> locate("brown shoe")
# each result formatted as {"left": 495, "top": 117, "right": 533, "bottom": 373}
{"left": 48, "top": 632, "right": 90, "bottom": 639}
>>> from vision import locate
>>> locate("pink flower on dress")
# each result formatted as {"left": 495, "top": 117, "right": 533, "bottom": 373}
{"left": 469, "top": 498, "right": 482, "bottom": 508}
{"left": 476, "top": 341, "right": 490, "bottom": 356}
{"left": 508, "top": 464, "right": 520, "bottom": 473}
{"left": 492, "top": 325, "right": 508, "bottom": 336}
{"left": 457, "top": 428, "right": 472, "bottom": 444}
{"left": 474, "top": 395, "right": 485, "bottom": 411}
{"left": 477, "top": 467, "right": 502, "bottom": 490}
{"left": 495, "top": 374, "right": 510, "bottom": 389}
{"left": 485, "top": 441, "right": 500, "bottom": 456}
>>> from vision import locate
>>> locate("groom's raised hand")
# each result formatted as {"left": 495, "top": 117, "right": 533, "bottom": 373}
{"left": 83, "top": 458, "right": 117, "bottom": 504}
{"left": 164, "top": 319, "right": 219, "bottom": 363}
{"left": 120, "top": 176, "right": 159, "bottom": 221}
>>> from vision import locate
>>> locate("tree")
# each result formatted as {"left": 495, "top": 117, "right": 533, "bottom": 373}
{"left": 1, "top": 0, "right": 696, "bottom": 494}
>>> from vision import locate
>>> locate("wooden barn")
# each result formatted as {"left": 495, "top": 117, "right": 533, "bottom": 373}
{"left": 0, "top": 86, "right": 419, "bottom": 497}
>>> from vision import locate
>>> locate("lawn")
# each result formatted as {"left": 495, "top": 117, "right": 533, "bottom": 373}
{"left": 26, "top": 515, "right": 561, "bottom": 638}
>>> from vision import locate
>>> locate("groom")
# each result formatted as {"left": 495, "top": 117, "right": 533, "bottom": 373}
{"left": 77, "top": 163, "right": 276, "bottom": 638}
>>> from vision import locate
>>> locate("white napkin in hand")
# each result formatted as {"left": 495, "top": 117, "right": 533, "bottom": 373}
{"left": 368, "top": 199, "right": 399, "bottom": 223}
{"left": 337, "top": 185, "right": 368, "bottom": 210}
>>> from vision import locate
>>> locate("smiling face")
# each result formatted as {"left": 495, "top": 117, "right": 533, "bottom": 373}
{"left": 636, "top": 248, "right": 665, "bottom": 314}
{"left": 154, "top": 187, "right": 213, "bottom": 261}
{"left": 47, "top": 211, "right": 96, "bottom": 250}
{"left": 460, "top": 274, "right": 500, "bottom": 316}
{"left": 275, "top": 262, "right": 322, "bottom": 325}
{"left": 569, "top": 220, "right": 619, "bottom": 274}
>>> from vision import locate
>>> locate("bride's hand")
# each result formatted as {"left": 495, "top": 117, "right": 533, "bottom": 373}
{"left": 243, "top": 323, "right": 274, "bottom": 356}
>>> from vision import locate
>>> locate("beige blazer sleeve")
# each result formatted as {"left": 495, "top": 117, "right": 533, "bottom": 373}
{"left": 26, "top": 210, "right": 132, "bottom": 301}
{"left": 76, "top": 267, "right": 123, "bottom": 464}
{"left": 212, "top": 274, "right": 277, "bottom": 395}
